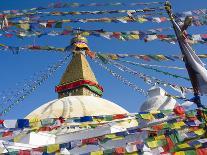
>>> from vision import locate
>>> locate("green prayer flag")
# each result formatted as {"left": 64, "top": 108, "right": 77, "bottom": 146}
{"left": 6, "top": 150, "right": 18, "bottom": 155}
{"left": 169, "top": 133, "right": 178, "bottom": 144}
{"left": 163, "top": 123, "right": 170, "bottom": 129}
{"left": 83, "top": 84, "right": 103, "bottom": 96}
{"left": 104, "top": 149, "right": 113, "bottom": 155}
{"left": 185, "top": 150, "right": 196, "bottom": 155}
{"left": 186, "top": 110, "right": 196, "bottom": 117}
{"left": 55, "top": 22, "right": 62, "bottom": 28}
{"left": 161, "top": 109, "right": 172, "bottom": 114}
{"left": 157, "top": 139, "right": 166, "bottom": 146}
{"left": 97, "top": 53, "right": 109, "bottom": 64}
{"left": 90, "top": 124, "right": 97, "bottom": 128}
{"left": 105, "top": 115, "right": 113, "bottom": 121}
{"left": 174, "top": 131, "right": 182, "bottom": 142}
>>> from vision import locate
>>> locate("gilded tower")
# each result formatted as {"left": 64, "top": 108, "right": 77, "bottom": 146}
{"left": 55, "top": 35, "right": 103, "bottom": 98}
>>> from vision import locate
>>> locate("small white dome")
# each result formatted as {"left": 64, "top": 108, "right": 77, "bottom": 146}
{"left": 25, "top": 96, "right": 129, "bottom": 119}
{"left": 139, "top": 86, "right": 177, "bottom": 112}
{"left": 148, "top": 86, "right": 166, "bottom": 97}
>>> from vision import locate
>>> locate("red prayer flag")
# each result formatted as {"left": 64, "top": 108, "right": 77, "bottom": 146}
{"left": 115, "top": 147, "right": 125, "bottom": 154}
{"left": 0, "top": 120, "right": 4, "bottom": 124}
{"left": 82, "top": 138, "right": 98, "bottom": 144}
{"left": 165, "top": 137, "right": 174, "bottom": 151}
{"left": 86, "top": 50, "right": 96, "bottom": 59}
{"left": 113, "top": 114, "right": 126, "bottom": 119}
{"left": 196, "top": 148, "right": 207, "bottom": 155}
{"left": 18, "top": 150, "right": 31, "bottom": 155}
{"left": 2, "top": 131, "right": 13, "bottom": 137}
{"left": 4, "top": 34, "right": 13, "bottom": 38}
{"left": 173, "top": 106, "right": 185, "bottom": 116}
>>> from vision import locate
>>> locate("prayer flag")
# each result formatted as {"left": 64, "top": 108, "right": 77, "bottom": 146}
{"left": 47, "top": 144, "right": 60, "bottom": 153}
{"left": 90, "top": 150, "right": 103, "bottom": 155}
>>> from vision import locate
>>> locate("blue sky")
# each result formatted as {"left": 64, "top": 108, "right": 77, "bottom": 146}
{"left": 0, "top": 0, "right": 207, "bottom": 119}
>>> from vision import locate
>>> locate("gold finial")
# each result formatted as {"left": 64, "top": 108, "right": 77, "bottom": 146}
{"left": 165, "top": 1, "right": 174, "bottom": 20}
{"left": 164, "top": 1, "right": 171, "bottom": 12}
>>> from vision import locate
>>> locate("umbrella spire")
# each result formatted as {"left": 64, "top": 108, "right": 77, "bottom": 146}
{"left": 55, "top": 35, "right": 103, "bottom": 98}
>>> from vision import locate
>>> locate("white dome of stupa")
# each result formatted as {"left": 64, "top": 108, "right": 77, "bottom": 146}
{"left": 26, "top": 96, "right": 128, "bottom": 119}
{"left": 139, "top": 86, "right": 177, "bottom": 112}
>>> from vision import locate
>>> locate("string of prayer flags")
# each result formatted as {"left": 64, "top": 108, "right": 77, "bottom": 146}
{"left": 0, "top": 1, "right": 164, "bottom": 18}
{"left": 2, "top": 43, "right": 207, "bottom": 62}
{"left": 1, "top": 27, "right": 172, "bottom": 39}
{"left": 1, "top": 107, "right": 207, "bottom": 154}
{"left": 93, "top": 58, "right": 147, "bottom": 95}
{"left": 97, "top": 53, "right": 207, "bottom": 61}
{"left": 5, "top": 122, "right": 206, "bottom": 154}
{"left": 96, "top": 58, "right": 194, "bottom": 100}
{"left": 121, "top": 61, "right": 185, "bottom": 70}
{"left": 1, "top": 15, "right": 207, "bottom": 30}
{"left": 111, "top": 59, "right": 190, "bottom": 81}
{"left": 0, "top": 114, "right": 131, "bottom": 129}
{"left": 1, "top": 7, "right": 206, "bottom": 24}
{"left": 2, "top": 29, "right": 207, "bottom": 46}
{"left": 0, "top": 8, "right": 165, "bottom": 20}
{"left": 0, "top": 54, "right": 72, "bottom": 116}
{"left": 175, "top": 9, "right": 207, "bottom": 17}
{"left": 95, "top": 55, "right": 193, "bottom": 95}
{"left": 47, "top": 1, "right": 164, "bottom": 9}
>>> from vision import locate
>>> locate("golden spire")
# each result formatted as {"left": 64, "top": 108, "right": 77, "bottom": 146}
{"left": 55, "top": 35, "right": 103, "bottom": 98}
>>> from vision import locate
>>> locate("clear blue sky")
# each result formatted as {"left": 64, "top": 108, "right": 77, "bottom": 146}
{"left": 0, "top": 0, "right": 207, "bottom": 119}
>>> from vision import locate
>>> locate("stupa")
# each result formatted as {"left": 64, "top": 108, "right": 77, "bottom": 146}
{"left": 15, "top": 35, "right": 138, "bottom": 148}
{"left": 26, "top": 35, "right": 129, "bottom": 119}
{"left": 139, "top": 86, "right": 177, "bottom": 112}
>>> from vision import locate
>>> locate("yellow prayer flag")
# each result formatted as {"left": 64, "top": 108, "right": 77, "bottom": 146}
{"left": 56, "top": 48, "right": 64, "bottom": 52}
{"left": 177, "top": 121, "right": 185, "bottom": 126}
{"left": 178, "top": 143, "right": 190, "bottom": 149}
{"left": 156, "top": 55, "right": 168, "bottom": 60}
{"left": 112, "top": 136, "right": 124, "bottom": 140}
{"left": 198, "top": 54, "right": 207, "bottom": 58}
{"left": 47, "top": 144, "right": 60, "bottom": 153}
{"left": 125, "top": 152, "right": 139, "bottom": 155}
{"left": 174, "top": 151, "right": 185, "bottom": 155}
{"left": 0, "top": 44, "right": 6, "bottom": 47}
{"left": 150, "top": 110, "right": 160, "bottom": 114}
{"left": 93, "top": 118, "right": 103, "bottom": 123}
{"left": 81, "top": 31, "right": 90, "bottom": 36}
{"left": 62, "top": 19, "right": 71, "bottom": 22}
{"left": 194, "top": 129, "right": 205, "bottom": 135}
{"left": 147, "top": 140, "right": 158, "bottom": 148}
{"left": 90, "top": 150, "right": 103, "bottom": 155}
{"left": 13, "top": 133, "right": 27, "bottom": 142}
{"left": 155, "top": 135, "right": 165, "bottom": 140}
{"left": 109, "top": 54, "right": 119, "bottom": 60}
{"left": 140, "top": 113, "right": 154, "bottom": 120}
{"left": 105, "top": 134, "right": 117, "bottom": 139}
{"left": 29, "top": 118, "right": 41, "bottom": 129}
{"left": 29, "top": 118, "right": 40, "bottom": 123}
{"left": 129, "top": 34, "right": 139, "bottom": 40}
{"left": 195, "top": 143, "right": 202, "bottom": 149}
{"left": 136, "top": 17, "right": 148, "bottom": 23}
{"left": 79, "top": 123, "right": 89, "bottom": 128}
{"left": 173, "top": 121, "right": 185, "bottom": 129}
{"left": 19, "top": 23, "right": 30, "bottom": 30}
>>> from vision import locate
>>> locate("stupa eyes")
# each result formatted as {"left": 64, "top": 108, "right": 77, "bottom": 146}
{"left": 75, "top": 47, "right": 88, "bottom": 51}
